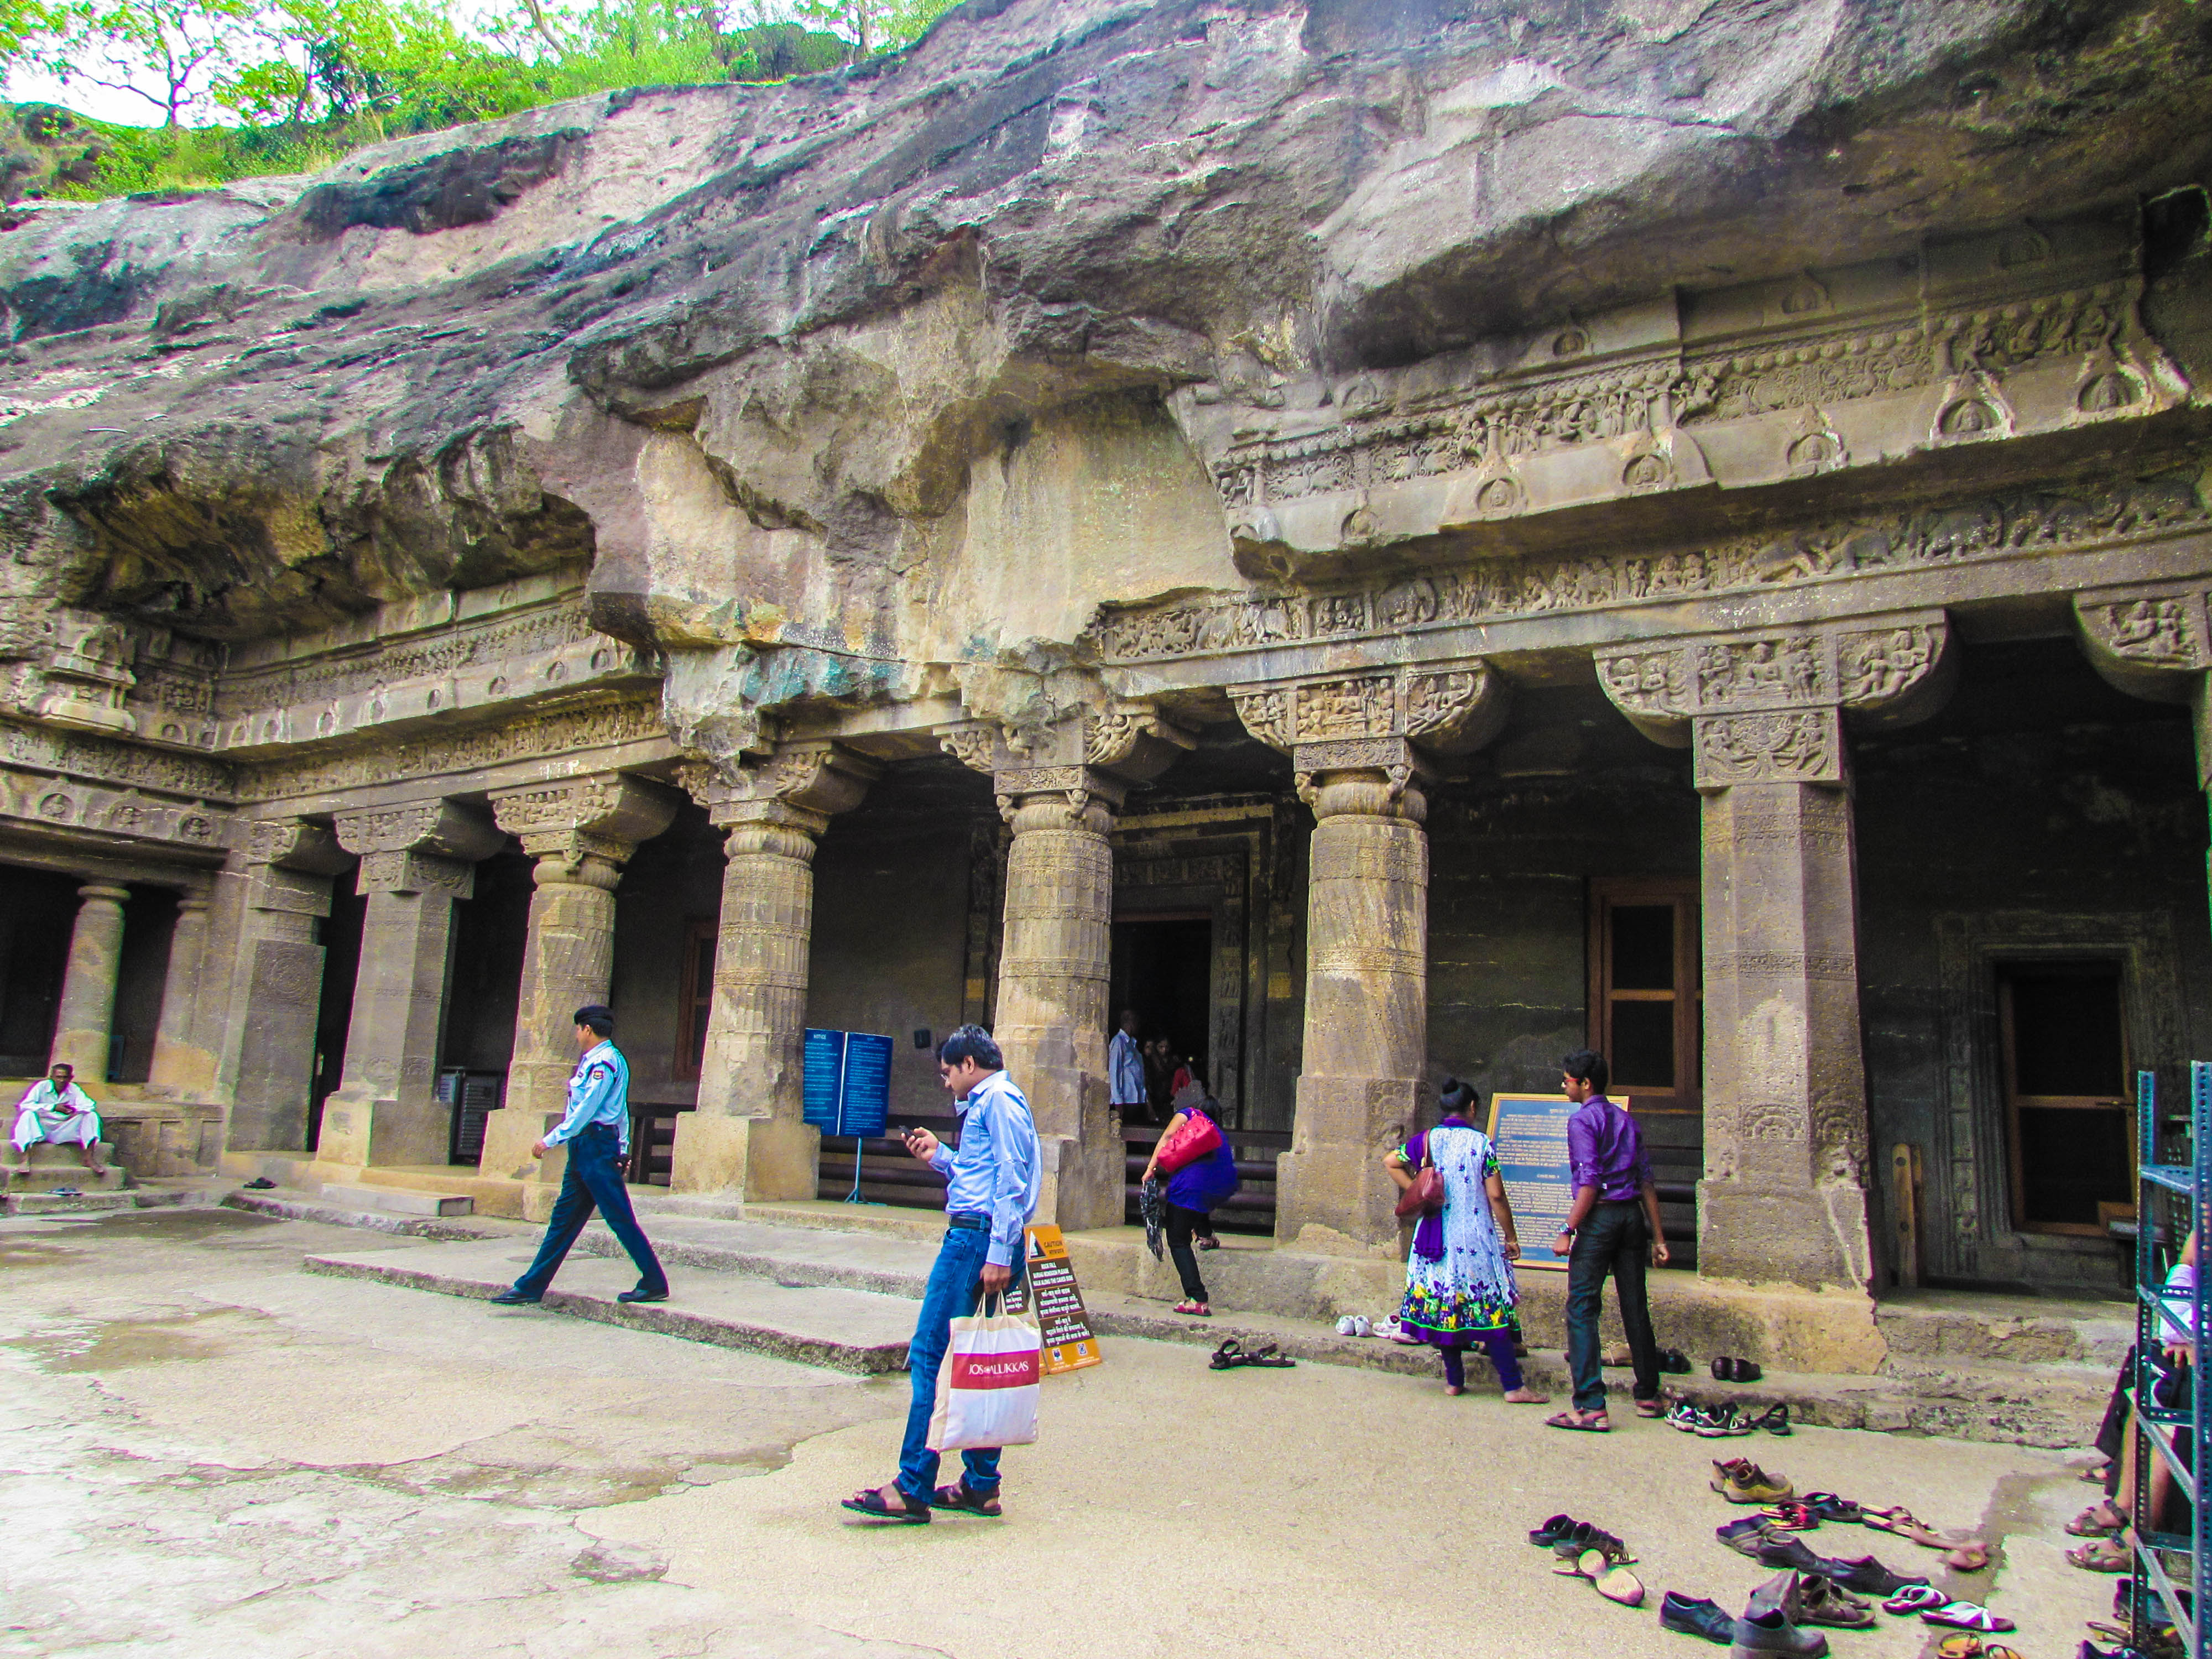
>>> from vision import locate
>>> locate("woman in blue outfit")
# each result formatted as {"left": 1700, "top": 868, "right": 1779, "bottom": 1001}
{"left": 1140, "top": 1081, "right": 1240, "bottom": 1316}
{"left": 1385, "top": 1080, "right": 1547, "bottom": 1402}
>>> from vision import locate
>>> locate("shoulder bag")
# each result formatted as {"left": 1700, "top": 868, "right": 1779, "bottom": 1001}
{"left": 1395, "top": 1130, "right": 1447, "bottom": 1219}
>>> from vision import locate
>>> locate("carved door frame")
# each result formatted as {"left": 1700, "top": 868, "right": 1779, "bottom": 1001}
{"left": 1111, "top": 845, "right": 1250, "bottom": 1121}
{"left": 1931, "top": 909, "right": 2184, "bottom": 1282}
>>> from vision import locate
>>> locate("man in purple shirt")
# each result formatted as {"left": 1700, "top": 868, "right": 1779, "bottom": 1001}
{"left": 1547, "top": 1048, "right": 1670, "bottom": 1432}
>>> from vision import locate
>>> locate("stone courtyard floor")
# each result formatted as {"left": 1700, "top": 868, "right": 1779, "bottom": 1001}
{"left": 0, "top": 1205, "right": 2120, "bottom": 1658}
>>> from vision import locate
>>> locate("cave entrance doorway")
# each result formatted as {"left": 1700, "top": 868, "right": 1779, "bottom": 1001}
{"left": 1109, "top": 914, "right": 1213, "bottom": 1125}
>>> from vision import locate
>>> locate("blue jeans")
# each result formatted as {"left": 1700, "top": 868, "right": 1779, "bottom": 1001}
{"left": 1564, "top": 1199, "right": 1660, "bottom": 1413}
{"left": 511, "top": 1123, "right": 667, "bottom": 1299}
{"left": 898, "top": 1222, "right": 1026, "bottom": 1503}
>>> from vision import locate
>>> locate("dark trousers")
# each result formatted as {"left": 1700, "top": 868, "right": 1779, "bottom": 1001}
{"left": 1564, "top": 1199, "right": 1660, "bottom": 1412}
{"left": 510, "top": 1123, "right": 667, "bottom": 1299}
{"left": 1441, "top": 1330, "right": 1524, "bottom": 1391}
{"left": 1165, "top": 1202, "right": 1210, "bottom": 1302}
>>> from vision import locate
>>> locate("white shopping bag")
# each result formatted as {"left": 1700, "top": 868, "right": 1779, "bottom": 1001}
{"left": 926, "top": 1292, "right": 1042, "bottom": 1452}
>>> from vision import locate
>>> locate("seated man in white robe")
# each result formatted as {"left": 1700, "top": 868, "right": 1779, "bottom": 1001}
{"left": 12, "top": 1063, "right": 106, "bottom": 1178}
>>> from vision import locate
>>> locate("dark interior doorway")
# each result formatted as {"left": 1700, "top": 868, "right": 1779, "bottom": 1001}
{"left": 308, "top": 877, "right": 367, "bottom": 1153}
{"left": 1110, "top": 914, "right": 1212, "bottom": 1120}
{"left": 1999, "top": 962, "right": 2132, "bottom": 1233}
{"left": 0, "top": 865, "right": 79, "bottom": 1076}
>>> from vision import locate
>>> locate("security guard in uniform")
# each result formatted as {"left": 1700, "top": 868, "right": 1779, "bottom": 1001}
{"left": 491, "top": 1004, "right": 670, "bottom": 1306}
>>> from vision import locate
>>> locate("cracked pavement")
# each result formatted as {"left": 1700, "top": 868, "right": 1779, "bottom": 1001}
{"left": 0, "top": 1204, "right": 2126, "bottom": 1657}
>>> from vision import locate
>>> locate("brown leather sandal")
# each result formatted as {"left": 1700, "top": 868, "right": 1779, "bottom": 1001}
{"left": 929, "top": 1479, "right": 1003, "bottom": 1517}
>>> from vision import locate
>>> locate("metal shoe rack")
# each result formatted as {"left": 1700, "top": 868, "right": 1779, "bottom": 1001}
{"left": 2132, "top": 1062, "right": 2210, "bottom": 1659}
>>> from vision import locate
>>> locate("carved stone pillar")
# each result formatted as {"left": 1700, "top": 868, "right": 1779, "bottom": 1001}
{"left": 945, "top": 705, "right": 1196, "bottom": 1232}
{"left": 145, "top": 893, "right": 214, "bottom": 1097}
{"left": 322, "top": 802, "right": 506, "bottom": 1168}
{"left": 50, "top": 883, "right": 131, "bottom": 1083}
{"left": 228, "top": 822, "right": 352, "bottom": 1152}
{"left": 675, "top": 744, "right": 879, "bottom": 1202}
{"left": 1232, "top": 665, "right": 1505, "bottom": 1251}
{"left": 1600, "top": 615, "right": 1953, "bottom": 1290}
{"left": 476, "top": 775, "right": 679, "bottom": 1186}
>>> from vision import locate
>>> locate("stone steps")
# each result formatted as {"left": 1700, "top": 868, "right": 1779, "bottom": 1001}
{"left": 320, "top": 1181, "right": 474, "bottom": 1218}
{"left": 1875, "top": 1287, "right": 2134, "bottom": 1369}
{"left": 554, "top": 1213, "right": 2111, "bottom": 1446}
{"left": 222, "top": 1188, "right": 518, "bottom": 1240}
{"left": 301, "top": 1238, "right": 917, "bottom": 1373}
{"left": 2, "top": 1144, "right": 127, "bottom": 1194}
{"left": 258, "top": 1186, "right": 2119, "bottom": 1443}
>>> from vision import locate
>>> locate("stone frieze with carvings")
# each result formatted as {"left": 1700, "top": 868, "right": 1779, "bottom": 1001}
{"left": 1172, "top": 219, "right": 2192, "bottom": 565}
{"left": 1091, "top": 472, "right": 2208, "bottom": 670}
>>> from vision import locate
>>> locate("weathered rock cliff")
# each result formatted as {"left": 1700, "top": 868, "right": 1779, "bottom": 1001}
{"left": 5, "top": 0, "right": 2212, "bottom": 757}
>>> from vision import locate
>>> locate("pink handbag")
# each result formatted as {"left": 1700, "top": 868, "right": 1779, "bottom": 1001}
{"left": 1155, "top": 1111, "right": 1223, "bottom": 1174}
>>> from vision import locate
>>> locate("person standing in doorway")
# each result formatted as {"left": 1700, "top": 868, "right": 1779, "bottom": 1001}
{"left": 844, "top": 1024, "right": 1041, "bottom": 1524}
{"left": 491, "top": 1006, "right": 670, "bottom": 1308}
{"left": 1109, "top": 1008, "right": 1148, "bottom": 1126}
{"left": 1547, "top": 1048, "right": 1669, "bottom": 1432}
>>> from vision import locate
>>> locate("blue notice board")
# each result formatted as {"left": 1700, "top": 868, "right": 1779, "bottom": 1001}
{"left": 802, "top": 1028, "right": 894, "bottom": 1138}
{"left": 1485, "top": 1092, "right": 1581, "bottom": 1270}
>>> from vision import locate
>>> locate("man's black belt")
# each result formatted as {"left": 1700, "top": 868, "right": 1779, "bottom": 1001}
{"left": 947, "top": 1211, "right": 988, "bottom": 1230}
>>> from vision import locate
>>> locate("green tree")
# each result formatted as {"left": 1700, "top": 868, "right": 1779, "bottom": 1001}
{"left": 28, "top": 0, "right": 258, "bottom": 125}
{"left": 792, "top": 0, "right": 954, "bottom": 62}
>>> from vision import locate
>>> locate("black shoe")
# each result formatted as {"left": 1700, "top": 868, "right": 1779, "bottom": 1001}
{"left": 243, "top": 1177, "right": 276, "bottom": 1191}
{"left": 616, "top": 1287, "right": 669, "bottom": 1304}
{"left": 1658, "top": 1591, "right": 1734, "bottom": 1644}
{"left": 1799, "top": 1552, "right": 1926, "bottom": 1597}
{"left": 1756, "top": 1536, "right": 1824, "bottom": 1574}
{"left": 1712, "top": 1356, "right": 1764, "bottom": 1383}
{"left": 1658, "top": 1347, "right": 1694, "bottom": 1374}
{"left": 488, "top": 1288, "right": 541, "bottom": 1306}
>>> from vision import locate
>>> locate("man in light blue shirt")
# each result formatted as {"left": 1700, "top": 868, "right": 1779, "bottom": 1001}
{"left": 492, "top": 1005, "right": 669, "bottom": 1307}
{"left": 1108, "top": 1008, "right": 1147, "bottom": 1121}
{"left": 843, "top": 1023, "right": 1040, "bottom": 1525}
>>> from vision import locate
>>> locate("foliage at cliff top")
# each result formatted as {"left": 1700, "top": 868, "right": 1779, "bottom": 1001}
{"left": 0, "top": 0, "right": 953, "bottom": 198}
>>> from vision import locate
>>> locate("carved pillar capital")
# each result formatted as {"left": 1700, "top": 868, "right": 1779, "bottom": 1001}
{"left": 943, "top": 702, "right": 1197, "bottom": 797}
{"left": 491, "top": 773, "right": 679, "bottom": 889}
{"left": 335, "top": 800, "right": 507, "bottom": 862}
{"left": 993, "top": 766, "right": 1126, "bottom": 832}
{"left": 1229, "top": 661, "right": 1507, "bottom": 790}
{"left": 1597, "top": 612, "right": 1953, "bottom": 789}
{"left": 680, "top": 742, "right": 880, "bottom": 839}
{"left": 1291, "top": 738, "right": 1433, "bottom": 822}
{"left": 239, "top": 818, "right": 351, "bottom": 876}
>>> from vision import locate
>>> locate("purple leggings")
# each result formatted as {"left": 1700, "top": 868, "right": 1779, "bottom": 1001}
{"left": 1440, "top": 1329, "right": 1523, "bottom": 1391}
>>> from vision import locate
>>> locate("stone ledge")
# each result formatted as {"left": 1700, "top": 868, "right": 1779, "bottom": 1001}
{"left": 301, "top": 1239, "right": 916, "bottom": 1374}
{"left": 222, "top": 1190, "right": 520, "bottom": 1241}
{"left": 1061, "top": 1228, "right": 1890, "bottom": 1374}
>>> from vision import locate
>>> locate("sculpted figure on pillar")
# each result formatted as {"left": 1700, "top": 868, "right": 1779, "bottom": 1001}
{"left": 673, "top": 742, "right": 880, "bottom": 1203}
{"left": 322, "top": 800, "right": 507, "bottom": 1169}
{"left": 1597, "top": 613, "right": 1954, "bottom": 1291}
{"left": 1230, "top": 659, "right": 1509, "bottom": 1253}
{"left": 941, "top": 701, "right": 1195, "bottom": 1232}
{"left": 479, "top": 775, "right": 679, "bottom": 1192}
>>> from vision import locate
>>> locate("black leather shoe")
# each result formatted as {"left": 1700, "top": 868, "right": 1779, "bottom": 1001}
{"left": 616, "top": 1288, "right": 669, "bottom": 1304}
{"left": 488, "top": 1288, "right": 540, "bottom": 1306}
{"left": 1658, "top": 1347, "right": 1693, "bottom": 1374}
{"left": 1658, "top": 1592, "right": 1734, "bottom": 1644}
